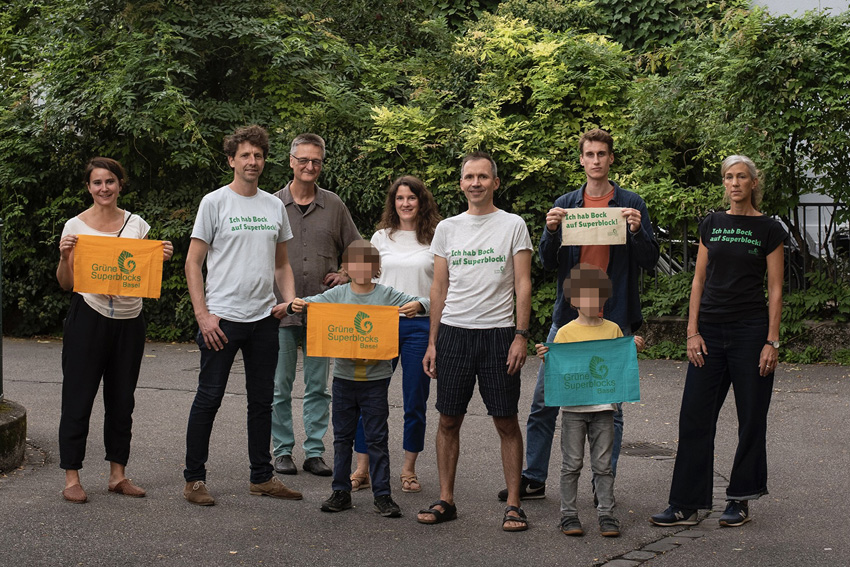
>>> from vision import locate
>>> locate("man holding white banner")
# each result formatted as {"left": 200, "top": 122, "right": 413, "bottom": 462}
{"left": 500, "top": 129, "right": 659, "bottom": 502}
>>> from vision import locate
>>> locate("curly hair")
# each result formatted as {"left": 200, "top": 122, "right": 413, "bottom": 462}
{"left": 223, "top": 125, "right": 269, "bottom": 158}
{"left": 377, "top": 175, "right": 441, "bottom": 245}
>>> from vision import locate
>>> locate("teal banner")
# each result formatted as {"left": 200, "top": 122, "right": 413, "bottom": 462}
{"left": 543, "top": 336, "right": 640, "bottom": 407}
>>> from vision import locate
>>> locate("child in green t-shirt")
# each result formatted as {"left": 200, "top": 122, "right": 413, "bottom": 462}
{"left": 289, "top": 240, "right": 427, "bottom": 518}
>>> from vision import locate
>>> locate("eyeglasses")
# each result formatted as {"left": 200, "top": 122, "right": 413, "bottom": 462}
{"left": 290, "top": 155, "right": 323, "bottom": 168}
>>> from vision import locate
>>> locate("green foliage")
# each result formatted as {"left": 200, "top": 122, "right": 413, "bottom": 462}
{"left": 498, "top": 0, "right": 604, "bottom": 32}
{"left": 831, "top": 349, "right": 850, "bottom": 365}
{"left": 0, "top": 0, "right": 354, "bottom": 338}
{"left": 781, "top": 346, "right": 822, "bottom": 365}
{"left": 595, "top": 0, "right": 749, "bottom": 50}
{"left": 2, "top": 1, "right": 849, "bottom": 345}
{"left": 629, "top": 8, "right": 850, "bottom": 252}
{"left": 640, "top": 271, "right": 693, "bottom": 318}
{"left": 638, "top": 340, "right": 686, "bottom": 361}
{"left": 782, "top": 271, "right": 850, "bottom": 337}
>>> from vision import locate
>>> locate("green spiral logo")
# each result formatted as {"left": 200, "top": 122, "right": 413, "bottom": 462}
{"left": 354, "top": 311, "right": 373, "bottom": 335}
{"left": 118, "top": 250, "right": 136, "bottom": 274}
{"left": 589, "top": 356, "right": 609, "bottom": 380}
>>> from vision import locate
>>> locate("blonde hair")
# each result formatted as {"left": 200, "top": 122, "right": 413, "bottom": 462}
{"left": 721, "top": 155, "right": 763, "bottom": 209}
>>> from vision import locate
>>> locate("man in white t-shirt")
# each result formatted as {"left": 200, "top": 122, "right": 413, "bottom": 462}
{"left": 182, "top": 125, "right": 302, "bottom": 506}
{"left": 418, "top": 151, "right": 533, "bottom": 532}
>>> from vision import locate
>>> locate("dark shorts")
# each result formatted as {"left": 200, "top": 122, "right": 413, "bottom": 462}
{"left": 434, "top": 324, "right": 520, "bottom": 417}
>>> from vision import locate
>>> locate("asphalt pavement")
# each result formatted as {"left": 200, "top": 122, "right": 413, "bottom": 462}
{"left": 0, "top": 337, "right": 847, "bottom": 567}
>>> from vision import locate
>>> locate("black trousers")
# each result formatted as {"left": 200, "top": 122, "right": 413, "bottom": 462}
{"left": 59, "top": 294, "right": 146, "bottom": 470}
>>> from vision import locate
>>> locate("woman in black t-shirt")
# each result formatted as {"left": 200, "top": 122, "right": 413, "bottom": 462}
{"left": 650, "top": 155, "right": 787, "bottom": 529}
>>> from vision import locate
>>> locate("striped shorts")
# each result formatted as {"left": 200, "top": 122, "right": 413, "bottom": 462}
{"left": 434, "top": 324, "right": 520, "bottom": 417}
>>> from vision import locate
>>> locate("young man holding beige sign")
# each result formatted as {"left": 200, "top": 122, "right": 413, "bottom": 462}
{"left": 498, "top": 129, "right": 659, "bottom": 502}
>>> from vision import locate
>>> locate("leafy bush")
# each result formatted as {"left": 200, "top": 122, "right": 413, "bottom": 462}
{"left": 639, "top": 271, "right": 693, "bottom": 318}
{"left": 638, "top": 340, "right": 686, "bottom": 361}
{"left": 832, "top": 349, "right": 850, "bottom": 366}
{"left": 782, "top": 271, "right": 850, "bottom": 337}
{"left": 782, "top": 346, "right": 822, "bottom": 365}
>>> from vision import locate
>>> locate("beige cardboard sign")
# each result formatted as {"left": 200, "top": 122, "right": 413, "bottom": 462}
{"left": 561, "top": 207, "right": 626, "bottom": 246}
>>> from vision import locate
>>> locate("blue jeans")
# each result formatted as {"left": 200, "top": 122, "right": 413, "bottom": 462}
{"left": 184, "top": 316, "right": 279, "bottom": 484}
{"left": 560, "top": 411, "right": 615, "bottom": 517}
{"left": 668, "top": 318, "right": 773, "bottom": 510}
{"left": 354, "top": 317, "right": 431, "bottom": 454}
{"left": 271, "top": 325, "right": 331, "bottom": 458}
{"left": 332, "top": 378, "right": 392, "bottom": 496}
{"left": 524, "top": 323, "right": 624, "bottom": 484}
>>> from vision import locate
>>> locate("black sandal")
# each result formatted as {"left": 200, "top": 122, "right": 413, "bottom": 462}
{"left": 502, "top": 505, "right": 529, "bottom": 532}
{"left": 417, "top": 499, "right": 458, "bottom": 524}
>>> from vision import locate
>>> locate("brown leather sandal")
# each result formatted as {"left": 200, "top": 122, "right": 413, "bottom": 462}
{"left": 400, "top": 473, "right": 421, "bottom": 493}
{"left": 350, "top": 472, "right": 370, "bottom": 492}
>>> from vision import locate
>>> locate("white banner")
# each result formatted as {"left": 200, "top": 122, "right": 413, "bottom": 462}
{"left": 561, "top": 207, "right": 626, "bottom": 246}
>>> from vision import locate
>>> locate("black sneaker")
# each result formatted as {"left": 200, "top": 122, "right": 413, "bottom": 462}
{"left": 373, "top": 494, "right": 402, "bottom": 518}
{"left": 560, "top": 515, "right": 584, "bottom": 536}
{"left": 719, "top": 500, "right": 750, "bottom": 527}
{"left": 497, "top": 475, "right": 546, "bottom": 501}
{"left": 320, "top": 490, "right": 352, "bottom": 513}
{"left": 599, "top": 515, "right": 621, "bottom": 537}
{"left": 650, "top": 505, "right": 698, "bottom": 526}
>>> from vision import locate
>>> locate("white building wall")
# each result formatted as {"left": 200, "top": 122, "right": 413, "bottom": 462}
{"left": 753, "top": 0, "right": 848, "bottom": 15}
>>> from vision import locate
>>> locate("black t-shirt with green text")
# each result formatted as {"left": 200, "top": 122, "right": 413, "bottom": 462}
{"left": 698, "top": 212, "right": 787, "bottom": 323}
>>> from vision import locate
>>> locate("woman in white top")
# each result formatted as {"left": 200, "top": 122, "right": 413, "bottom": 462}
{"left": 350, "top": 175, "right": 441, "bottom": 493}
{"left": 56, "top": 157, "right": 173, "bottom": 503}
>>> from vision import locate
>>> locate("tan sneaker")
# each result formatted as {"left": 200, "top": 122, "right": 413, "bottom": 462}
{"left": 249, "top": 476, "right": 303, "bottom": 500}
{"left": 184, "top": 481, "right": 215, "bottom": 506}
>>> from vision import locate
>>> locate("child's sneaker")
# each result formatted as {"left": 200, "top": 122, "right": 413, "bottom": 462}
{"left": 650, "top": 505, "right": 698, "bottom": 526}
{"left": 599, "top": 515, "right": 620, "bottom": 537}
{"left": 719, "top": 500, "right": 750, "bottom": 527}
{"left": 374, "top": 494, "right": 402, "bottom": 517}
{"left": 560, "top": 515, "right": 584, "bottom": 536}
{"left": 320, "top": 490, "right": 352, "bottom": 513}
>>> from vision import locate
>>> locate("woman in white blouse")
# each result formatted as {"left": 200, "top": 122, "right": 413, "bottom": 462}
{"left": 350, "top": 175, "right": 441, "bottom": 493}
{"left": 56, "top": 157, "right": 173, "bottom": 503}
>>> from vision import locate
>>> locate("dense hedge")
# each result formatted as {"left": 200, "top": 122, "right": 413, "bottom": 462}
{"left": 2, "top": 1, "right": 848, "bottom": 341}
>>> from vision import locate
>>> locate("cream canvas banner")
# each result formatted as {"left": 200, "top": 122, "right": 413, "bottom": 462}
{"left": 73, "top": 235, "right": 164, "bottom": 298}
{"left": 561, "top": 207, "right": 627, "bottom": 246}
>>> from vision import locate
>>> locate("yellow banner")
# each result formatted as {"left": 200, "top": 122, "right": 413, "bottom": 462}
{"left": 306, "top": 303, "right": 400, "bottom": 360}
{"left": 73, "top": 235, "right": 164, "bottom": 299}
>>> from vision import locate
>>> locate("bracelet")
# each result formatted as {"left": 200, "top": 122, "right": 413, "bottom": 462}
{"left": 285, "top": 302, "right": 295, "bottom": 315}
{"left": 686, "top": 333, "right": 701, "bottom": 340}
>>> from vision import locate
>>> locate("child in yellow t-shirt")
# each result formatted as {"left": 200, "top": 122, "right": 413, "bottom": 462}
{"left": 535, "top": 264, "right": 644, "bottom": 538}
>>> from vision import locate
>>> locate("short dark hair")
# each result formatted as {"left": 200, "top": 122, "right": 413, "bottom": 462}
{"left": 223, "top": 125, "right": 269, "bottom": 158}
{"left": 579, "top": 129, "right": 614, "bottom": 155}
{"left": 563, "top": 264, "right": 612, "bottom": 302}
{"left": 378, "top": 175, "right": 441, "bottom": 245}
{"left": 342, "top": 239, "right": 382, "bottom": 279}
{"left": 460, "top": 151, "right": 498, "bottom": 179}
{"left": 84, "top": 157, "right": 127, "bottom": 189}
{"left": 290, "top": 133, "right": 326, "bottom": 158}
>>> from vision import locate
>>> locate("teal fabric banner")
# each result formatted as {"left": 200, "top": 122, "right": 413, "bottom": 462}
{"left": 543, "top": 336, "right": 640, "bottom": 407}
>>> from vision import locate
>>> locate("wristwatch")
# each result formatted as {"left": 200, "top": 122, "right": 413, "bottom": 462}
{"left": 766, "top": 340, "right": 780, "bottom": 349}
{"left": 515, "top": 329, "right": 530, "bottom": 340}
